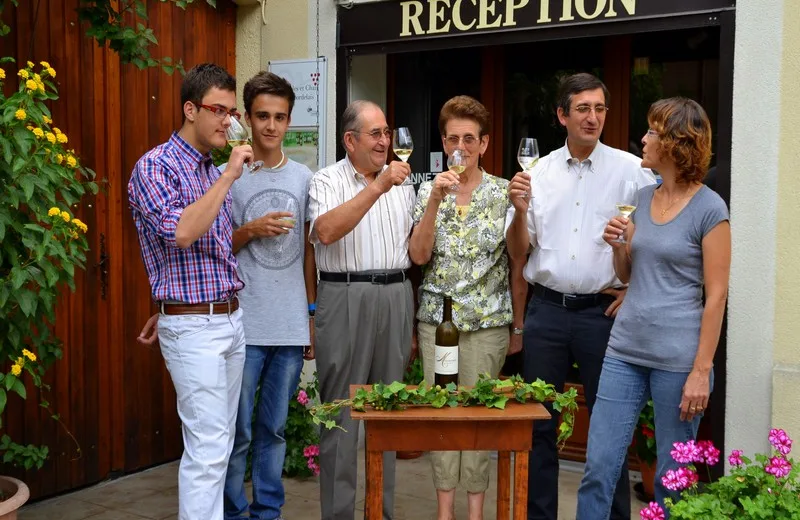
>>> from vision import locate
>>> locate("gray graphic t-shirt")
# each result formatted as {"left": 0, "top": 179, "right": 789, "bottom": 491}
{"left": 225, "top": 158, "right": 314, "bottom": 346}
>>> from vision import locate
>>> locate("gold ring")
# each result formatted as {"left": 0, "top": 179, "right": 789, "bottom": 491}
{"left": 690, "top": 407, "right": 697, "bottom": 412}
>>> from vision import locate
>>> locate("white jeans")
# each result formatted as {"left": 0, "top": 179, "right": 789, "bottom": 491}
{"left": 158, "top": 308, "right": 246, "bottom": 520}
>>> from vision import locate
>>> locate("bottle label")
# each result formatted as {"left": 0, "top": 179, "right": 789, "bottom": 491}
{"left": 434, "top": 344, "right": 458, "bottom": 375}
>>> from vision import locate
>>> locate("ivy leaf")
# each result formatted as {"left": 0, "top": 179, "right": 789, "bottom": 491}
{"left": 387, "top": 381, "right": 405, "bottom": 394}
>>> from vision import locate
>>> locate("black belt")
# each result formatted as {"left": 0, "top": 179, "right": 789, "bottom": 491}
{"left": 532, "top": 283, "right": 615, "bottom": 310}
{"left": 319, "top": 270, "right": 408, "bottom": 285}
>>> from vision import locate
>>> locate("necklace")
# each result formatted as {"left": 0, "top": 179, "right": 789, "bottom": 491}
{"left": 659, "top": 189, "right": 692, "bottom": 216}
{"left": 266, "top": 149, "right": 285, "bottom": 170}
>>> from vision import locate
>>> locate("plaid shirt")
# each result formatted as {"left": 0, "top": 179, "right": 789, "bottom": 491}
{"left": 128, "top": 132, "right": 243, "bottom": 303}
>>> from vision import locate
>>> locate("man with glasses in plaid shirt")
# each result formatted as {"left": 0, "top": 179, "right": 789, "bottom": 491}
{"left": 128, "top": 63, "right": 254, "bottom": 520}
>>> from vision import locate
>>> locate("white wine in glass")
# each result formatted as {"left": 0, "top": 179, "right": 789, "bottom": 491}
{"left": 446, "top": 150, "right": 465, "bottom": 193}
{"left": 226, "top": 117, "right": 264, "bottom": 173}
{"left": 393, "top": 127, "right": 414, "bottom": 186}
{"left": 517, "top": 138, "right": 539, "bottom": 199}
{"left": 616, "top": 180, "right": 640, "bottom": 243}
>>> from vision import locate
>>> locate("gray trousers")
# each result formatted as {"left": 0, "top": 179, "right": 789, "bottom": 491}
{"left": 315, "top": 278, "right": 414, "bottom": 520}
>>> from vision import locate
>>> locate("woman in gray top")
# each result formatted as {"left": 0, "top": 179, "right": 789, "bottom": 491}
{"left": 576, "top": 98, "right": 731, "bottom": 519}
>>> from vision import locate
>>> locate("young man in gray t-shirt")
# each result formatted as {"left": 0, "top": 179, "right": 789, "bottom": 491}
{"left": 221, "top": 72, "right": 317, "bottom": 520}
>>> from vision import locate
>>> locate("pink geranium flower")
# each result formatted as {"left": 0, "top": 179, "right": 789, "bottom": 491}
{"left": 296, "top": 389, "right": 309, "bottom": 405}
{"left": 728, "top": 449, "right": 743, "bottom": 466}
{"left": 661, "top": 467, "right": 699, "bottom": 491}
{"left": 697, "top": 440, "right": 721, "bottom": 465}
{"left": 769, "top": 428, "right": 793, "bottom": 456}
{"left": 670, "top": 440, "right": 701, "bottom": 464}
{"left": 765, "top": 456, "right": 792, "bottom": 479}
{"left": 640, "top": 502, "right": 665, "bottom": 520}
{"left": 303, "top": 444, "right": 320, "bottom": 458}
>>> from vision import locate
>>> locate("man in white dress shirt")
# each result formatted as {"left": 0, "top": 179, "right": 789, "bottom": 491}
{"left": 507, "top": 73, "right": 655, "bottom": 520}
{"left": 308, "top": 100, "right": 415, "bottom": 520}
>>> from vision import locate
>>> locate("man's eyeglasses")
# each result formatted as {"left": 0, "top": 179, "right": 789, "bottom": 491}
{"left": 572, "top": 104, "right": 609, "bottom": 116}
{"left": 351, "top": 128, "right": 392, "bottom": 140}
{"left": 444, "top": 135, "right": 480, "bottom": 147}
{"left": 195, "top": 102, "right": 241, "bottom": 120}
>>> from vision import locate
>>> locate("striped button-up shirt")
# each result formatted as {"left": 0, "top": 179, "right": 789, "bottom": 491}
{"left": 308, "top": 156, "right": 415, "bottom": 273}
{"left": 128, "top": 132, "right": 243, "bottom": 303}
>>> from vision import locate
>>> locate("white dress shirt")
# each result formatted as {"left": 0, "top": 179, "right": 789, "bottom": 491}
{"left": 524, "top": 141, "right": 656, "bottom": 294}
{"left": 308, "top": 156, "right": 415, "bottom": 272}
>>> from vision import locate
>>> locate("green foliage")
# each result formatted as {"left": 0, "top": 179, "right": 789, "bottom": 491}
{"left": 76, "top": 0, "right": 217, "bottom": 74}
{"left": 310, "top": 374, "right": 579, "bottom": 446}
{"left": 0, "top": 60, "right": 96, "bottom": 469}
{"left": 283, "top": 377, "right": 320, "bottom": 478}
{"left": 632, "top": 399, "right": 657, "bottom": 465}
{"left": 402, "top": 357, "right": 423, "bottom": 386}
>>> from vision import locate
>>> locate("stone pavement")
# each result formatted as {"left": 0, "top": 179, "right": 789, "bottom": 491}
{"left": 19, "top": 451, "right": 646, "bottom": 519}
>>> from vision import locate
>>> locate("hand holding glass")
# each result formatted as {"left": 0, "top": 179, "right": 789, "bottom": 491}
{"left": 445, "top": 150, "right": 464, "bottom": 193}
{"left": 615, "top": 180, "right": 639, "bottom": 243}
{"left": 278, "top": 198, "right": 296, "bottom": 253}
{"left": 393, "top": 127, "right": 414, "bottom": 186}
{"left": 226, "top": 117, "right": 263, "bottom": 173}
{"left": 516, "top": 138, "right": 539, "bottom": 199}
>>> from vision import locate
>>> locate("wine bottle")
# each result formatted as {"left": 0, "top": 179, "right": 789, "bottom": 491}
{"left": 434, "top": 295, "right": 459, "bottom": 386}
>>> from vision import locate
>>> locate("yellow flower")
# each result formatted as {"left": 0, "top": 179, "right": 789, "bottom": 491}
{"left": 10, "top": 364, "right": 21, "bottom": 376}
{"left": 31, "top": 127, "right": 44, "bottom": 138}
{"left": 22, "top": 349, "right": 36, "bottom": 362}
{"left": 47, "top": 67, "right": 56, "bottom": 78}
{"left": 69, "top": 230, "right": 79, "bottom": 239}
{"left": 45, "top": 132, "right": 56, "bottom": 144}
{"left": 16, "top": 357, "right": 25, "bottom": 367}
{"left": 37, "top": 83, "right": 45, "bottom": 94}
{"left": 55, "top": 153, "right": 64, "bottom": 165}
{"left": 40, "top": 61, "right": 50, "bottom": 68}
{"left": 0, "top": 69, "right": 5, "bottom": 80}
{"left": 18, "top": 69, "right": 29, "bottom": 79}
{"left": 33, "top": 73, "right": 41, "bottom": 82}
{"left": 47, "top": 207, "right": 60, "bottom": 216}
{"left": 66, "top": 155, "right": 77, "bottom": 168}
{"left": 53, "top": 127, "right": 61, "bottom": 134}
{"left": 26, "top": 125, "right": 33, "bottom": 130}
{"left": 43, "top": 115, "right": 52, "bottom": 124}
{"left": 25, "top": 79, "right": 37, "bottom": 91}
{"left": 56, "top": 133, "right": 68, "bottom": 144}
{"left": 27, "top": 61, "right": 34, "bottom": 68}
{"left": 14, "top": 108, "right": 26, "bottom": 120}
{"left": 61, "top": 211, "right": 70, "bottom": 222}
{"left": 72, "top": 218, "right": 88, "bottom": 233}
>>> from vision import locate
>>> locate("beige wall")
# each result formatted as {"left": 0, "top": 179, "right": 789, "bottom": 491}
{"left": 772, "top": 3, "right": 800, "bottom": 435}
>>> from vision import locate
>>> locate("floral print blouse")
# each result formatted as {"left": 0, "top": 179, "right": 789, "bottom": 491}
{"left": 413, "top": 171, "right": 514, "bottom": 332}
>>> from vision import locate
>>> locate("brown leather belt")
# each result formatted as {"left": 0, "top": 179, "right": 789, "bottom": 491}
{"left": 159, "top": 299, "right": 239, "bottom": 316}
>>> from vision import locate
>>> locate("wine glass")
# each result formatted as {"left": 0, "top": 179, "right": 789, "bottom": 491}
{"left": 445, "top": 150, "right": 465, "bottom": 193}
{"left": 393, "top": 127, "right": 414, "bottom": 186}
{"left": 226, "top": 117, "right": 264, "bottom": 173}
{"left": 615, "top": 180, "right": 640, "bottom": 243}
{"left": 517, "top": 138, "right": 539, "bottom": 199}
{"left": 278, "top": 197, "right": 296, "bottom": 253}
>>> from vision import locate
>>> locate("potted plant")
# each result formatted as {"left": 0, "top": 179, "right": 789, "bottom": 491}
{"left": 0, "top": 60, "right": 96, "bottom": 515}
{"left": 284, "top": 377, "right": 321, "bottom": 478}
{"left": 397, "top": 356, "right": 425, "bottom": 460}
{"left": 632, "top": 400, "right": 657, "bottom": 500}
{"left": 640, "top": 429, "right": 798, "bottom": 519}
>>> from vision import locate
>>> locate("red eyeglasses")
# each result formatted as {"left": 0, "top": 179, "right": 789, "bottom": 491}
{"left": 194, "top": 102, "right": 241, "bottom": 120}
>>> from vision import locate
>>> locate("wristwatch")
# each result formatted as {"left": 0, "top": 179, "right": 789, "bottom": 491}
{"left": 308, "top": 302, "right": 316, "bottom": 318}
{"left": 512, "top": 327, "right": 524, "bottom": 336}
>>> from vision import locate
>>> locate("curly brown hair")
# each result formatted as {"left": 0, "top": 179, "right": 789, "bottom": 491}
{"left": 438, "top": 95, "right": 491, "bottom": 136}
{"left": 647, "top": 97, "right": 712, "bottom": 183}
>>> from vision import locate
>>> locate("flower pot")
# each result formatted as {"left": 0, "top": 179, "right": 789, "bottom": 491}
{"left": 638, "top": 458, "right": 657, "bottom": 499}
{"left": 396, "top": 450, "right": 424, "bottom": 460}
{"left": 0, "top": 476, "right": 30, "bottom": 520}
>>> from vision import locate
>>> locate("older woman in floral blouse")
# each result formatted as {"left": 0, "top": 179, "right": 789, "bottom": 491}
{"left": 409, "top": 95, "right": 527, "bottom": 520}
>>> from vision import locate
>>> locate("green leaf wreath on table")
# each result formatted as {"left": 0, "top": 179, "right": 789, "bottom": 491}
{"left": 309, "top": 374, "right": 579, "bottom": 445}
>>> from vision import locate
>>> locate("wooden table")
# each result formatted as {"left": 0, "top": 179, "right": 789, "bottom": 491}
{"left": 350, "top": 385, "right": 551, "bottom": 520}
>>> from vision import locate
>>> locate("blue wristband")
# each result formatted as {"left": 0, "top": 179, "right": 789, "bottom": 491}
{"left": 308, "top": 303, "right": 316, "bottom": 312}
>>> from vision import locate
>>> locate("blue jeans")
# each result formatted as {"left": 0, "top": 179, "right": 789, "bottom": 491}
{"left": 576, "top": 356, "right": 713, "bottom": 520}
{"left": 224, "top": 345, "right": 304, "bottom": 520}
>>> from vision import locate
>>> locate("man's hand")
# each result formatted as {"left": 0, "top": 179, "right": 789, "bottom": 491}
{"left": 223, "top": 144, "right": 254, "bottom": 180}
{"left": 508, "top": 332, "right": 523, "bottom": 355}
{"left": 304, "top": 318, "right": 315, "bottom": 360}
{"left": 431, "top": 170, "right": 460, "bottom": 201}
{"left": 508, "top": 171, "right": 532, "bottom": 212}
{"left": 603, "top": 216, "right": 629, "bottom": 249}
{"left": 601, "top": 287, "right": 627, "bottom": 317}
{"left": 137, "top": 313, "right": 159, "bottom": 346}
{"left": 376, "top": 161, "right": 411, "bottom": 193}
{"left": 247, "top": 212, "right": 294, "bottom": 238}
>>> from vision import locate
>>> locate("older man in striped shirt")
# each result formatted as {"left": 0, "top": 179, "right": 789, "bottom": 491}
{"left": 309, "top": 100, "right": 415, "bottom": 520}
{"left": 128, "top": 63, "right": 253, "bottom": 520}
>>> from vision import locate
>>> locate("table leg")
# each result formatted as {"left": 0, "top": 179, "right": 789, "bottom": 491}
{"left": 365, "top": 449, "right": 384, "bottom": 520}
{"left": 496, "top": 451, "right": 511, "bottom": 520}
{"left": 513, "top": 450, "right": 529, "bottom": 520}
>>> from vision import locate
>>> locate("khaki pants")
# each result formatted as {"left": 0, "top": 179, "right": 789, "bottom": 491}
{"left": 418, "top": 323, "right": 509, "bottom": 492}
